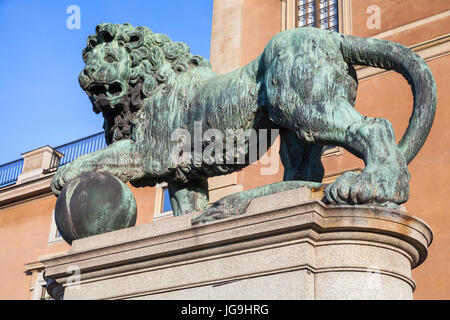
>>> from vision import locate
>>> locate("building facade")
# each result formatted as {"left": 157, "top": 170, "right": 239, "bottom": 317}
{"left": 0, "top": 0, "right": 449, "bottom": 299}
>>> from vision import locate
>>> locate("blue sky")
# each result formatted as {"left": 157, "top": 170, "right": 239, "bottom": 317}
{"left": 0, "top": 0, "right": 213, "bottom": 164}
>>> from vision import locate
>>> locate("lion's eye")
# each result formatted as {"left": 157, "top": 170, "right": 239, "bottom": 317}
{"left": 105, "top": 53, "right": 117, "bottom": 63}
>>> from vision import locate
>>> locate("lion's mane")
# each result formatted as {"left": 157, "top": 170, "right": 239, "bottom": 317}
{"left": 82, "top": 23, "right": 211, "bottom": 98}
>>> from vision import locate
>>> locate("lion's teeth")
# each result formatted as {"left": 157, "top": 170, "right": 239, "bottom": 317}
{"left": 106, "top": 91, "right": 115, "bottom": 102}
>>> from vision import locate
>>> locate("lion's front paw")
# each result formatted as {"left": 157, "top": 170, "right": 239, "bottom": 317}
{"left": 50, "top": 163, "right": 82, "bottom": 196}
{"left": 191, "top": 194, "right": 250, "bottom": 225}
{"left": 325, "top": 164, "right": 410, "bottom": 205}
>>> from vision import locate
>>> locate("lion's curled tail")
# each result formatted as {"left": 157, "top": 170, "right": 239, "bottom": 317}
{"left": 338, "top": 33, "right": 437, "bottom": 164}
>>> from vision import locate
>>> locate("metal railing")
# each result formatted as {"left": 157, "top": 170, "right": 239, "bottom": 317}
{"left": 0, "top": 132, "right": 107, "bottom": 189}
{"left": 48, "top": 132, "right": 107, "bottom": 171}
{"left": 0, "top": 159, "right": 24, "bottom": 188}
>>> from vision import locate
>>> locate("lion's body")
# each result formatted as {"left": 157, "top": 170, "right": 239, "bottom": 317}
{"left": 52, "top": 23, "right": 436, "bottom": 221}
{"left": 135, "top": 28, "right": 358, "bottom": 183}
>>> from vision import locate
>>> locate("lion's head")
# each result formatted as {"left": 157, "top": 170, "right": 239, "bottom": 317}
{"left": 79, "top": 23, "right": 211, "bottom": 144}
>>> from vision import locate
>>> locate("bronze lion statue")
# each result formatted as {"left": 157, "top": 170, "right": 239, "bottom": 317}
{"left": 51, "top": 23, "right": 436, "bottom": 224}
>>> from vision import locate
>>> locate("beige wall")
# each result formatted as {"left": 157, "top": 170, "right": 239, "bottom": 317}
{"left": 210, "top": 0, "right": 243, "bottom": 74}
{"left": 210, "top": 0, "right": 282, "bottom": 71}
{"left": 241, "top": 0, "right": 282, "bottom": 65}
{"left": 0, "top": 194, "right": 68, "bottom": 299}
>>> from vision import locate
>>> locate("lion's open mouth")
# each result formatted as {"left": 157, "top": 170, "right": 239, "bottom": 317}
{"left": 88, "top": 81, "right": 125, "bottom": 99}
{"left": 86, "top": 81, "right": 128, "bottom": 115}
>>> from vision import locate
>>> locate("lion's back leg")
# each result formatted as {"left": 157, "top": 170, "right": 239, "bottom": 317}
{"left": 265, "top": 58, "right": 409, "bottom": 205}
{"left": 279, "top": 128, "right": 324, "bottom": 183}
{"left": 168, "top": 179, "right": 209, "bottom": 216}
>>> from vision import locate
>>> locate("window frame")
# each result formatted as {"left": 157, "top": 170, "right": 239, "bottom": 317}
{"left": 296, "top": 0, "right": 339, "bottom": 32}
{"left": 281, "top": 0, "right": 352, "bottom": 34}
{"left": 153, "top": 182, "right": 174, "bottom": 220}
{"left": 48, "top": 210, "right": 64, "bottom": 245}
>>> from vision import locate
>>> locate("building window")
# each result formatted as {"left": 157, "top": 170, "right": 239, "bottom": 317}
{"left": 153, "top": 182, "right": 173, "bottom": 220}
{"left": 297, "top": 0, "right": 339, "bottom": 32}
{"left": 48, "top": 210, "right": 64, "bottom": 245}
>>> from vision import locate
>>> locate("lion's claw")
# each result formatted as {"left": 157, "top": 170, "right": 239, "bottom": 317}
{"left": 50, "top": 162, "right": 82, "bottom": 197}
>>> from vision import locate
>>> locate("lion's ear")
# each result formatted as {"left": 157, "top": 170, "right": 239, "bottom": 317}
{"left": 87, "top": 35, "right": 97, "bottom": 49}
{"left": 96, "top": 23, "right": 118, "bottom": 43}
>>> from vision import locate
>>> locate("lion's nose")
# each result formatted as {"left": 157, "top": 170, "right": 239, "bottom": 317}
{"left": 86, "top": 67, "right": 96, "bottom": 76}
{"left": 82, "top": 67, "right": 92, "bottom": 79}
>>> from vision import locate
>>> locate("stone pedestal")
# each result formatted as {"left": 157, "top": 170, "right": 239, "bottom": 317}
{"left": 41, "top": 188, "right": 432, "bottom": 300}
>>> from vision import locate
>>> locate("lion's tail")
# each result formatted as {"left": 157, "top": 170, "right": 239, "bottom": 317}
{"left": 338, "top": 33, "right": 437, "bottom": 164}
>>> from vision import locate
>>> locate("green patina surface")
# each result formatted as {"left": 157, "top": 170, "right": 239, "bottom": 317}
{"left": 55, "top": 172, "right": 137, "bottom": 244}
{"left": 52, "top": 23, "right": 436, "bottom": 227}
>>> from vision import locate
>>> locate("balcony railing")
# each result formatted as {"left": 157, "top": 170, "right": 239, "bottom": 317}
{"left": 0, "top": 159, "right": 24, "bottom": 188}
{"left": 0, "top": 132, "right": 107, "bottom": 189}
{"left": 45, "top": 132, "right": 107, "bottom": 172}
